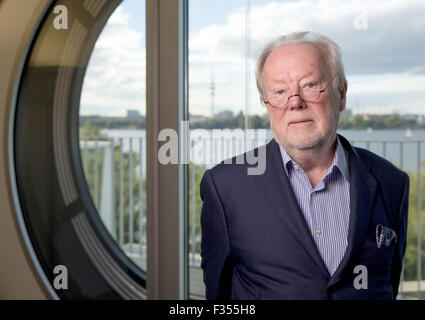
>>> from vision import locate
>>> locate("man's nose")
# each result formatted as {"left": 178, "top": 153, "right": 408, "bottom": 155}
{"left": 287, "top": 93, "right": 304, "bottom": 110}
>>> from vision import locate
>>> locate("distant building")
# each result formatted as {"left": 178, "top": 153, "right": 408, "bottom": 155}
{"left": 417, "top": 115, "right": 424, "bottom": 125}
{"left": 341, "top": 108, "right": 352, "bottom": 119}
{"left": 189, "top": 113, "right": 207, "bottom": 123}
{"left": 404, "top": 114, "right": 417, "bottom": 121}
{"left": 214, "top": 110, "right": 234, "bottom": 119}
{"left": 127, "top": 109, "right": 141, "bottom": 118}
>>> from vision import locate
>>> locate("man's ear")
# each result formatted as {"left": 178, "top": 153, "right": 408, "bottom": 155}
{"left": 262, "top": 97, "right": 270, "bottom": 114}
{"left": 339, "top": 83, "right": 348, "bottom": 112}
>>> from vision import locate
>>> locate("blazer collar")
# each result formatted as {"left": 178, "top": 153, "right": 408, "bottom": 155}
{"left": 327, "top": 134, "right": 377, "bottom": 289}
{"left": 254, "top": 135, "right": 377, "bottom": 285}
{"left": 278, "top": 135, "right": 350, "bottom": 181}
{"left": 254, "top": 137, "right": 331, "bottom": 278}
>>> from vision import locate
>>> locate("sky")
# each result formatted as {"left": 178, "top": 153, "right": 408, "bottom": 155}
{"left": 80, "top": 0, "right": 425, "bottom": 117}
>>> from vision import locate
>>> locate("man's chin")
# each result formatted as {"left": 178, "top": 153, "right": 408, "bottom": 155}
{"left": 286, "top": 137, "right": 322, "bottom": 150}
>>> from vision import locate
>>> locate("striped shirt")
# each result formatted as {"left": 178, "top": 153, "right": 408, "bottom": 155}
{"left": 279, "top": 137, "right": 350, "bottom": 276}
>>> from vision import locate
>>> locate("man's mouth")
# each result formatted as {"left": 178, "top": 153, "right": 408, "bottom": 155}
{"left": 289, "top": 119, "right": 314, "bottom": 127}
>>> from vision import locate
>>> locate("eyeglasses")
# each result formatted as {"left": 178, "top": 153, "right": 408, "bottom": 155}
{"left": 264, "top": 76, "right": 337, "bottom": 109}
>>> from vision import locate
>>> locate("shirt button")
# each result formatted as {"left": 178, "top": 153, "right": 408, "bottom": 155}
{"left": 315, "top": 229, "right": 321, "bottom": 236}
{"left": 311, "top": 192, "right": 316, "bottom": 199}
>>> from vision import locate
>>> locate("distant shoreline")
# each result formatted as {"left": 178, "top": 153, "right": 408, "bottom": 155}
{"left": 80, "top": 112, "right": 425, "bottom": 130}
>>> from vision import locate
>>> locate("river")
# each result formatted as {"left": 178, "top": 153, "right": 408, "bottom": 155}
{"left": 100, "top": 128, "right": 425, "bottom": 173}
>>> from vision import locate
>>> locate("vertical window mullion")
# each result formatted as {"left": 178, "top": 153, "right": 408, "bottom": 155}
{"left": 146, "top": 0, "right": 187, "bottom": 299}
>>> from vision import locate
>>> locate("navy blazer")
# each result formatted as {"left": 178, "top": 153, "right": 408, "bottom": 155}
{"left": 200, "top": 134, "right": 409, "bottom": 300}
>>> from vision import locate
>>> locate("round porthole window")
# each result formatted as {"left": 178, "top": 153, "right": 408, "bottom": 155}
{"left": 13, "top": 0, "right": 146, "bottom": 299}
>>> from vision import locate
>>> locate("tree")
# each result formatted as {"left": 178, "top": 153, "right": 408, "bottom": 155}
{"left": 403, "top": 161, "right": 425, "bottom": 282}
{"left": 80, "top": 132, "right": 146, "bottom": 249}
{"left": 188, "top": 162, "right": 205, "bottom": 256}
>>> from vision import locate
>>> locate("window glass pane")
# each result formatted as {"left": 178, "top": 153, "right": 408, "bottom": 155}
{"left": 189, "top": 0, "right": 425, "bottom": 299}
{"left": 79, "top": 0, "right": 147, "bottom": 272}
{"left": 189, "top": 0, "right": 260, "bottom": 299}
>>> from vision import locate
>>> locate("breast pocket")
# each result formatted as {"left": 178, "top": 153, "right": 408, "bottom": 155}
{"left": 359, "top": 223, "right": 396, "bottom": 275}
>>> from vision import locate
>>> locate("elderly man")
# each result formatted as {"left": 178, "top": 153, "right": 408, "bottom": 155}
{"left": 200, "top": 31, "right": 409, "bottom": 300}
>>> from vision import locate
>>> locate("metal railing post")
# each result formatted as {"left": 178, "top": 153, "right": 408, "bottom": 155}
{"left": 191, "top": 158, "right": 196, "bottom": 267}
{"left": 139, "top": 137, "right": 145, "bottom": 258}
{"left": 111, "top": 138, "right": 116, "bottom": 239}
{"left": 95, "top": 138, "right": 100, "bottom": 207}
{"left": 417, "top": 142, "right": 422, "bottom": 299}
{"left": 400, "top": 141, "right": 405, "bottom": 296}
{"left": 83, "top": 138, "right": 88, "bottom": 173}
{"left": 119, "top": 138, "right": 124, "bottom": 246}
{"left": 129, "top": 137, "right": 134, "bottom": 253}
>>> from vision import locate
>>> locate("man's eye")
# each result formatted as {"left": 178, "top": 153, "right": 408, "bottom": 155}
{"left": 305, "top": 82, "right": 318, "bottom": 89}
{"left": 275, "top": 89, "right": 286, "bottom": 95}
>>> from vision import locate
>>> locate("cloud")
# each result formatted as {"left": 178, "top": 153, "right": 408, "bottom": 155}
{"left": 347, "top": 73, "right": 425, "bottom": 94}
{"left": 80, "top": 6, "right": 146, "bottom": 116}
{"left": 408, "top": 66, "right": 425, "bottom": 74}
{"left": 347, "top": 75, "right": 425, "bottom": 114}
{"left": 80, "top": 0, "right": 425, "bottom": 117}
{"left": 189, "top": 0, "right": 425, "bottom": 115}
{"left": 190, "top": 0, "right": 425, "bottom": 74}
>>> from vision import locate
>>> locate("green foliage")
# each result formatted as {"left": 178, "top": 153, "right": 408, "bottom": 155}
{"left": 83, "top": 139, "right": 146, "bottom": 246}
{"left": 188, "top": 162, "right": 205, "bottom": 254}
{"left": 403, "top": 161, "right": 425, "bottom": 280}
{"left": 82, "top": 146, "right": 104, "bottom": 206}
{"left": 339, "top": 114, "right": 419, "bottom": 130}
{"left": 80, "top": 116, "right": 146, "bottom": 130}
{"left": 190, "top": 111, "right": 270, "bottom": 129}
{"left": 80, "top": 120, "right": 102, "bottom": 138}
{"left": 80, "top": 113, "right": 424, "bottom": 131}
{"left": 112, "top": 148, "right": 146, "bottom": 245}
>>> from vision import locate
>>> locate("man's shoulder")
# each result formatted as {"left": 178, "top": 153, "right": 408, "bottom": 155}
{"left": 338, "top": 134, "right": 407, "bottom": 182}
{"left": 353, "top": 145, "right": 407, "bottom": 181}
{"left": 201, "top": 140, "right": 272, "bottom": 188}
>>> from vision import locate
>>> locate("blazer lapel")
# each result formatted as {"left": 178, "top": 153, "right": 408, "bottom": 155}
{"left": 327, "top": 135, "right": 377, "bottom": 289}
{"left": 254, "top": 138, "right": 330, "bottom": 279}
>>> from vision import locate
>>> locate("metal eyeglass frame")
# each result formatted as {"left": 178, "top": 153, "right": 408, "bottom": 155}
{"left": 264, "top": 76, "right": 337, "bottom": 109}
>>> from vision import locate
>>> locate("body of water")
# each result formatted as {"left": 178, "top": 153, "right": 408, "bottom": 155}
{"left": 100, "top": 128, "right": 425, "bottom": 173}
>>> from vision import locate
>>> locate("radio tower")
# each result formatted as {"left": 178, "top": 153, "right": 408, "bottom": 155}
{"left": 210, "top": 73, "right": 215, "bottom": 116}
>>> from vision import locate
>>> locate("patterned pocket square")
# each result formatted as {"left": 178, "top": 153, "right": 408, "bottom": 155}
{"left": 376, "top": 224, "right": 397, "bottom": 248}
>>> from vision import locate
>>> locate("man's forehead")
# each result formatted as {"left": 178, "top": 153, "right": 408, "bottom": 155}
{"left": 264, "top": 43, "right": 329, "bottom": 79}
{"left": 267, "top": 71, "right": 316, "bottom": 84}
{"left": 267, "top": 42, "right": 322, "bottom": 65}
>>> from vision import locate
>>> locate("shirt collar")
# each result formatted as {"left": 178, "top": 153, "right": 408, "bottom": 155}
{"left": 278, "top": 135, "right": 349, "bottom": 181}
{"left": 335, "top": 135, "right": 349, "bottom": 180}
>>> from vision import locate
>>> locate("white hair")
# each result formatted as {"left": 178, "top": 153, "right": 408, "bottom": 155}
{"left": 256, "top": 31, "right": 347, "bottom": 105}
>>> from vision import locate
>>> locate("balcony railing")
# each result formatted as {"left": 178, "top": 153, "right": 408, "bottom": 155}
{"left": 80, "top": 132, "right": 425, "bottom": 299}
